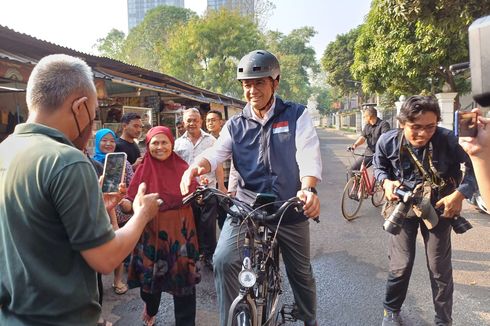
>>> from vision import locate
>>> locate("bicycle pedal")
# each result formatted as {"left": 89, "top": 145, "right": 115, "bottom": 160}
{"left": 279, "top": 304, "right": 299, "bottom": 322}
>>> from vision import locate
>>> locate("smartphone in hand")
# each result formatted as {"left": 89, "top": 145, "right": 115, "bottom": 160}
{"left": 454, "top": 111, "right": 478, "bottom": 137}
{"left": 102, "top": 152, "right": 127, "bottom": 193}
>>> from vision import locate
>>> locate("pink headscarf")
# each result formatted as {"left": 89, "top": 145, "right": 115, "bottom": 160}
{"left": 126, "top": 126, "right": 197, "bottom": 211}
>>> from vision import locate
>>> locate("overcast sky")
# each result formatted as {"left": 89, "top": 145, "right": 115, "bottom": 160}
{"left": 0, "top": 0, "right": 371, "bottom": 60}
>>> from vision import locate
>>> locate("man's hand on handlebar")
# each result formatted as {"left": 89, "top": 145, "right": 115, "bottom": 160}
{"left": 180, "top": 165, "right": 206, "bottom": 195}
{"left": 297, "top": 189, "right": 320, "bottom": 219}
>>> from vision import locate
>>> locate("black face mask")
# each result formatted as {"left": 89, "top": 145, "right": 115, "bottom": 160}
{"left": 71, "top": 102, "right": 94, "bottom": 150}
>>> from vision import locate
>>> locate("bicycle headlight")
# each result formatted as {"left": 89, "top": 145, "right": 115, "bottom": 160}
{"left": 238, "top": 269, "right": 257, "bottom": 288}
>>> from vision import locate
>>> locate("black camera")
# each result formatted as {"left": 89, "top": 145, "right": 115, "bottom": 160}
{"left": 450, "top": 215, "right": 473, "bottom": 234}
{"left": 434, "top": 206, "right": 473, "bottom": 234}
{"left": 383, "top": 186, "right": 415, "bottom": 235}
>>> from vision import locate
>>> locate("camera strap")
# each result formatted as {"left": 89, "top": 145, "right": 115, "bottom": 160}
{"left": 398, "top": 132, "right": 445, "bottom": 189}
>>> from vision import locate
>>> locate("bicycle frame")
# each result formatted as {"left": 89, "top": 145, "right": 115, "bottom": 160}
{"left": 183, "top": 187, "right": 303, "bottom": 326}
{"left": 360, "top": 159, "right": 376, "bottom": 195}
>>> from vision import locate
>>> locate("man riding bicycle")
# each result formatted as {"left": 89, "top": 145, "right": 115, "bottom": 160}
{"left": 348, "top": 106, "right": 390, "bottom": 178}
{"left": 180, "top": 50, "right": 322, "bottom": 326}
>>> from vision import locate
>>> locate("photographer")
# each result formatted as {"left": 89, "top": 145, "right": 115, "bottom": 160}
{"left": 373, "top": 95, "right": 477, "bottom": 326}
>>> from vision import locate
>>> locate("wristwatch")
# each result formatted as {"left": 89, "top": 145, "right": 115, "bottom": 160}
{"left": 302, "top": 187, "right": 318, "bottom": 194}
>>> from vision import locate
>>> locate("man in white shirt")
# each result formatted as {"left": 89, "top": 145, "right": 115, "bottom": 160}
{"left": 174, "top": 108, "right": 224, "bottom": 269}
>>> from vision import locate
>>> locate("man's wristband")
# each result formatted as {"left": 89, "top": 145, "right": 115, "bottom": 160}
{"left": 301, "top": 187, "right": 318, "bottom": 194}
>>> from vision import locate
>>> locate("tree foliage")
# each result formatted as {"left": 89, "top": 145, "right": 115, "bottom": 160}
{"left": 123, "top": 6, "right": 197, "bottom": 70}
{"left": 226, "top": 0, "right": 275, "bottom": 29}
{"left": 95, "top": 29, "right": 126, "bottom": 60}
{"left": 321, "top": 27, "right": 361, "bottom": 98}
{"left": 93, "top": 6, "right": 318, "bottom": 103}
{"left": 161, "top": 9, "right": 264, "bottom": 98}
{"left": 266, "top": 27, "right": 319, "bottom": 104}
{"left": 351, "top": 0, "right": 490, "bottom": 97}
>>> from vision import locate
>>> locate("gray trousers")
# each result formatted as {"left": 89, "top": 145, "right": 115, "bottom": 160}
{"left": 213, "top": 217, "right": 316, "bottom": 326}
{"left": 383, "top": 217, "right": 453, "bottom": 325}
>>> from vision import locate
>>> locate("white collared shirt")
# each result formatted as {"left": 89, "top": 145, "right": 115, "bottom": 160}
{"left": 174, "top": 129, "right": 217, "bottom": 187}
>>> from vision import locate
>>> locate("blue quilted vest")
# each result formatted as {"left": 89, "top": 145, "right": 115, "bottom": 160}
{"left": 227, "top": 97, "right": 307, "bottom": 224}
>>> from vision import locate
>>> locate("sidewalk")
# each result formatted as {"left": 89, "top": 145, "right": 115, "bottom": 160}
{"left": 319, "top": 126, "right": 359, "bottom": 140}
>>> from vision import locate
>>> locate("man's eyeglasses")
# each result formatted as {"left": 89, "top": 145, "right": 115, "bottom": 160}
{"left": 405, "top": 123, "right": 437, "bottom": 133}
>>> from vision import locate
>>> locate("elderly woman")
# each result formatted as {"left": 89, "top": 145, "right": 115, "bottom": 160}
{"left": 120, "top": 126, "right": 200, "bottom": 326}
{"left": 93, "top": 128, "right": 134, "bottom": 295}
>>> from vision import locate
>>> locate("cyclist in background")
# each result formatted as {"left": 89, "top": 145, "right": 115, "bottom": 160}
{"left": 348, "top": 106, "right": 390, "bottom": 178}
{"left": 180, "top": 50, "right": 322, "bottom": 326}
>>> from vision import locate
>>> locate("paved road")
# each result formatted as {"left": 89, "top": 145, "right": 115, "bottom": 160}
{"left": 101, "top": 127, "right": 490, "bottom": 326}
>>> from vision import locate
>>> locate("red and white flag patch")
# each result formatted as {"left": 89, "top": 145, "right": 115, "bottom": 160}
{"left": 272, "top": 121, "right": 289, "bottom": 134}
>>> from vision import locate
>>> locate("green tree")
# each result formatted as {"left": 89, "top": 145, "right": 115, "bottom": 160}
{"left": 352, "top": 0, "right": 490, "bottom": 98}
{"left": 310, "top": 72, "right": 332, "bottom": 115}
{"left": 122, "top": 5, "right": 197, "bottom": 70}
{"left": 266, "top": 27, "right": 319, "bottom": 104}
{"left": 321, "top": 27, "right": 361, "bottom": 98}
{"left": 161, "top": 9, "right": 265, "bottom": 97}
{"left": 94, "top": 29, "right": 126, "bottom": 60}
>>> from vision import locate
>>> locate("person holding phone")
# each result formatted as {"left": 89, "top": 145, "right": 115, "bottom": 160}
{"left": 459, "top": 108, "right": 490, "bottom": 207}
{"left": 0, "top": 54, "right": 160, "bottom": 326}
{"left": 119, "top": 126, "right": 200, "bottom": 326}
{"left": 93, "top": 128, "right": 135, "bottom": 295}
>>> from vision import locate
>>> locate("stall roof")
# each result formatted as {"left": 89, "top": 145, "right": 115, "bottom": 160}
{"left": 0, "top": 25, "right": 245, "bottom": 108}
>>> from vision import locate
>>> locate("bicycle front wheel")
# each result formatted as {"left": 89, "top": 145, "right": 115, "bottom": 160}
{"left": 341, "top": 176, "right": 364, "bottom": 220}
{"left": 371, "top": 181, "right": 386, "bottom": 207}
{"left": 262, "top": 252, "right": 281, "bottom": 325}
{"left": 231, "top": 303, "right": 253, "bottom": 326}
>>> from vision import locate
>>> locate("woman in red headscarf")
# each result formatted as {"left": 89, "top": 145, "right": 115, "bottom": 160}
{"left": 120, "top": 126, "right": 200, "bottom": 326}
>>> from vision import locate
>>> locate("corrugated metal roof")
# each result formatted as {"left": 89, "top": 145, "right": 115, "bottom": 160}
{"left": 0, "top": 24, "right": 245, "bottom": 108}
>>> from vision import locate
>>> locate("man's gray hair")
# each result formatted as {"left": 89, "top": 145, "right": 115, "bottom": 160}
{"left": 183, "top": 107, "right": 201, "bottom": 118}
{"left": 26, "top": 54, "right": 96, "bottom": 112}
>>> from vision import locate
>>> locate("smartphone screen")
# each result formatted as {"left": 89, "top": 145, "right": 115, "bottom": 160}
{"left": 455, "top": 111, "right": 478, "bottom": 137}
{"left": 101, "top": 152, "right": 127, "bottom": 193}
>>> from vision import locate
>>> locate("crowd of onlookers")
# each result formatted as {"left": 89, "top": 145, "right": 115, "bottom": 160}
{"left": 91, "top": 109, "right": 232, "bottom": 325}
{"left": 7, "top": 49, "right": 490, "bottom": 326}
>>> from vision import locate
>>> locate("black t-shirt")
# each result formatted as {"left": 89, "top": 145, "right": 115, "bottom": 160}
{"left": 362, "top": 118, "right": 390, "bottom": 153}
{"left": 115, "top": 138, "right": 141, "bottom": 164}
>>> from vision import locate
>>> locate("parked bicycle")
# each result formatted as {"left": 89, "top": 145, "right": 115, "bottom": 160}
{"left": 183, "top": 186, "right": 309, "bottom": 326}
{"left": 341, "top": 148, "right": 385, "bottom": 220}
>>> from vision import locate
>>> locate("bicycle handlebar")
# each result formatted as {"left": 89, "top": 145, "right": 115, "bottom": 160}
{"left": 183, "top": 186, "right": 319, "bottom": 224}
{"left": 347, "top": 147, "right": 373, "bottom": 158}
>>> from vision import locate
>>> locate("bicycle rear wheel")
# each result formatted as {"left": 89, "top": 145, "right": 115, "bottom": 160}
{"left": 371, "top": 181, "right": 386, "bottom": 207}
{"left": 341, "top": 176, "right": 364, "bottom": 220}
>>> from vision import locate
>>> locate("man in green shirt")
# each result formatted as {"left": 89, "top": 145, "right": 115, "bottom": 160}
{"left": 0, "top": 54, "right": 160, "bottom": 325}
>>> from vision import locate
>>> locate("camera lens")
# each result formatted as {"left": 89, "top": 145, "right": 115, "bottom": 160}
{"left": 383, "top": 202, "right": 410, "bottom": 235}
{"left": 451, "top": 216, "right": 473, "bottom": 234}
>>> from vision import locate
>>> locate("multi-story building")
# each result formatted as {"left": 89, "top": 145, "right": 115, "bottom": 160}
{"left": 207, "top": 0, "right": 255, "bottom": 17}
{"left": 127, "top": 0, "right": 185, "bottom": 30}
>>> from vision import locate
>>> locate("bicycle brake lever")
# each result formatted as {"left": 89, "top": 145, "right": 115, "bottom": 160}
{"left": 313, "top": 217, "right": 320, "bottom": 223}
